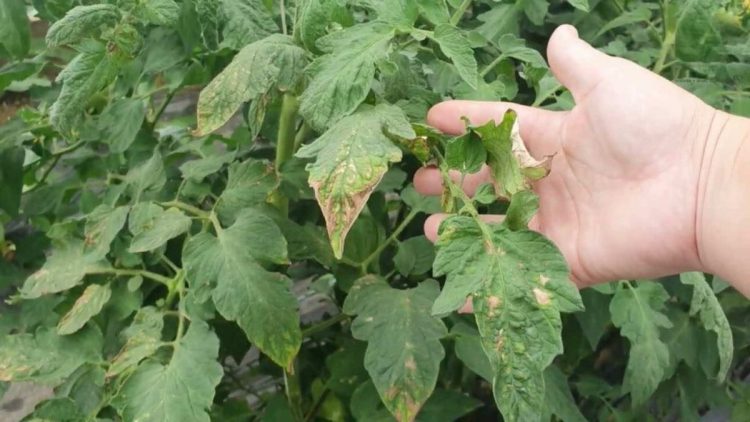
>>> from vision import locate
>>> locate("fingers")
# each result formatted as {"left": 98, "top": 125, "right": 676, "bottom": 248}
{"left": 547, "top": 24, "right": 612, "bottom": 101}
{"left": 424, "top": 213, "right": 505, "bottom": 243}
{"left": 427, "top": 100, "right": 566, "bottom": 159}
{"left": 413, "top": 165, "right": 491, "bottom": 197}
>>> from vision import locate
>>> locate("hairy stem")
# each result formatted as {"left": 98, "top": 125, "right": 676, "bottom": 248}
{"left": 450, "top": 0, "right": 473, "bottom": 25}
{"left": 270, "top": 93, "right": 300, "bottom": 216}
{"left": 360, "top": 209, "right": 419, "bottom": 271}
{"left": 93, "top": 268, "right": 173, "bottom": 287}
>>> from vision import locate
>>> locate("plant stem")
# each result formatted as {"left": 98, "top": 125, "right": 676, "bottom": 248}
{"left": 360, "top": 209, "right": 419, "bottom": 271}
{"left": 159, "top": 200, "right": 210, "bottom": 219}
{"left": 280, "top": 0, "right": 288, "bottom": 35}
{"left": 209, "top": 211, "right": 224, "bottom": 236}
{"left": 164, "top": 270, "right": 184, "bottom": 309}
{"left": 653, "top": 0, "right": 675, "bottom": 74}
{"left": 94, "top": 268, "right": 173, "bottom": 287}
{"left": 302, "top": 313, "right": 349, "bottom": 337}
{"left": 284, "top": 363, "right": 304, "bottom": 421}
{"left": 303, "top": 388, "right": 330, "bottom": 422}
{"left": 292, "top": 122, "right": 311, "bottom": 151}
{"left": 480, "top": 54, "right": 506, "bottom": 78}
{"left": 450, "top": 0, "right": 472, "bottom": 25}
{"left": 270, "top": 93, "right": 299, "bottom": 216}
{"left": 150, "top": 89, "right": 177, "bottom": 130}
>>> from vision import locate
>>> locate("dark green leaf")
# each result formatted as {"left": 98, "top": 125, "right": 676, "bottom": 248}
{"left": 0, "top": 147, "right": 24, "bottom": 217}
{"left": 445, "top": 132, "right": 486, "bottom": 174}
{"left": 0, "top": 0, "right": 30, "bottom": 58}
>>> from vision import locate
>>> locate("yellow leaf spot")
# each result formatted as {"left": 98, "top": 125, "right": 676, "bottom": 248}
{"left": 539, "top": 274, "right": 550, "bottom": 285}
{"left": 404, "top": 356, "right": 417, "bottom": 372}
{"left": 487, "top": 295, "right": 501, "bottom": 317}
{"left": 533, "top": 288, "right": 550, "bottom": 306}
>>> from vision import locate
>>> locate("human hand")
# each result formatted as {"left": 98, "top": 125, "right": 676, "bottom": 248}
{"left": 415, "top": 25, "right": 729, "bottom": 288}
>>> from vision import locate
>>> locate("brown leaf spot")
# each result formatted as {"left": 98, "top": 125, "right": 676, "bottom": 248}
{"left": 533, "top": 288, "right": 551, "bottom": 305}
{"left": 487, "top": 295, "right": 501, "bottom": 317}
{"left": 495, "top": 334, "right": 505, "bottom": 352}
{"left": 404, "top": 356, "right": 417, "bottom": 372}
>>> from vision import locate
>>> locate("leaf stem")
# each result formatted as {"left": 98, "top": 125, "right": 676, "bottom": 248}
{"left": 360, "top": 209, "right": 419, "bottom": 271}
{"left": 480, "top": 54, "right": 506, "bottom": 78}
{"left": 450, "top": 0, "right": 473, "bottom": 25}
{"left": 150, "top": 89, "right": 177, "bottom": 130}
{"left": 653, "top": 0, "right": 675, "bottom": 74}
{"left": 270, "top": 93, "right": 299, "bottom": 216}
{"left": 164, "top": 270, "right": 185, "bottom": 309}
{"left": 280, "top": 0, "right": 288, "bottom": 35}
{"left": 284, "top": 363, "right": 304, "bottom": 421}
{"left": 303, "top": 388, "right": 330, "bottom": 422}
{"left": 301, "top": 313, "right": 349, "bottom": 337}
{"left": 209, "top": 211, "right": 224, "bottom": 236}
{"left": 292, "top": 122, "right": 311, "bottom": 151}
{"left": 94, "top": 268, "right": 172, "bottom": 287}
{"left": 159, "top": 200, "right": 210, "bottom": 219}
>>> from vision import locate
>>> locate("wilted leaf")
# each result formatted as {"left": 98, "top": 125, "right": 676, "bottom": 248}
{"left": 344, "top": 277, "right": 447, "bottom": 422}
{"left": 296, "top": 104, "right": 414, "bottom": 258}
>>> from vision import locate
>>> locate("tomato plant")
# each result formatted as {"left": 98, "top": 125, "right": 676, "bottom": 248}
{"left": 1, "top": 0, "right": 749, "bottom": 421}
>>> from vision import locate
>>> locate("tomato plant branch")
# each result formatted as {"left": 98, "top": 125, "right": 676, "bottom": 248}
{"left": 94, "top": 268, "right": 173, "bottom": 287}
{"left": 149, "top": 89, "right": 177, "bottom": 130}
{"left": 270, "top": 93, "right": 300, "bottom": 216}
{"left": 653, "top": 0, "right": 675, "bottom": 74}
{"left": 159, "top": 200, "right": 210, "bottom": 219}
{"left": 284, "top": 363, "right": 304, "bottom": 421}
{"left": 280, "top": 0, "right": 288, "bottom": 35}
{"left": 303, "top": 388, "right": 330, "bottom": 422}
{"left": 360, "top": 209, "right": 419, "bottom": 271}
{"left": 301, "top": 313, "right": 349, "bottom": 337}
{"left": 450, "top": 0, "right": 473, "bottom": 25}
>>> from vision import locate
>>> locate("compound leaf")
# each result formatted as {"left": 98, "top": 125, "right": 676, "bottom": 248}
{"left": 610, "top": 282, "right": 672, "bottom": 406}
{"left": 46, "top": 4, "right": 120, "bottom": 47}
{"left": 680, "top": 272, "right": 733, "bottom": 381}
{"left": 299, "top": 22, "right": 394, "bottom": 131}
{"left": 343, "top": 276, "right": 447, "bottom": 422}
{"left": 220, "top": 0, "right": 278, "bottom": 50}
{"left": 182, "top": 209, "right": 300, "bottom": 367}
{"left": 296, "top": 104, "right": 414, "bottom": 258}
{"left": 114, "top": 320, "right": 222, "bottom": 422}
{"left": 433, "top": 216, "right": 582, "bottom": 420}
{"left": 196, "top": 34, "right": 306, "bottom": 135}
{"left": 57, "top": 284, "right": 112, "bottom": 335}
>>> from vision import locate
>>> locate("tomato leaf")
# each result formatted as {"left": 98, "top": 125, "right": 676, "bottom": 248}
{"left": 57, "top": 283, "right": 112, "bottom": 335}
{"left": 46, "top": 5, "right": 121, "bottom": 47}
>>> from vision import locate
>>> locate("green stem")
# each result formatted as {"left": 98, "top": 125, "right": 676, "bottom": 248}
{"left": 209, "top": 212, "right": 224, "bottom": 236}
{"left": 303, "top": 388, "right": 330, "bottom": 422}
{"left": 653, "top": 0, "right": 675, "bottom": 74}
{"left": 360, "top": 209, "right": 419, "bottom": 271}
{"left": 302, "top": 313, "right": 349, "bottom": 337}
{"left": 450, "top": 0, "right": 473, "bottom": 25}
{"left": 292, "top": 122, "right": 311, "bottom": 151}
{"left": 159, "top": 200, "right": 210, "bottom": 219}
{"left": 270, "top": 93, "right": 299, "bottom": 216}
{"left": 164, "top": 270, "right": 185, "bottom": 309}
{"left": 280, "top": 0, "right": 288, "bottom": 35}
{"left": 480, "top": 54, "right": 506, "bottom": 78}
{"left": 94, "top": 268, "right": 172, "bottom": 287}
{"left": 284, "top": 363, "right": 304, "bottom": 422}
{"left": 150, "top": 89, "right": 177, "bottom": 130}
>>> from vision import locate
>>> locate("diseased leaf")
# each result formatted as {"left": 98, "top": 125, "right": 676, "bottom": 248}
{"left": 50, "top": 42, "right": 119, "bottom": 135}
{"left": 299, "top": 22, "right": 395, "bottom": 131}
{"left": 0, "top": 327, "right": 102, "bottom": 383}
{"left": 46, "top": 5, "right": 120, "bottom": 47}
{"left": 431, "top": 25, "right": 478, "bottom": 89}
{"left": 114, "top": 320, "right": 222, "bottom": 422}
{"left": 295, "top": 0, "right": 351, "bottom": 52}
{"left": 196, "top": 34, "right": 307, "bottom": 135}
{"left": 21, "top": 241, "right": 108, "bottom": 299}
{"left": 97, "top": 98, "right": 147, "bottom": 153}
{"left": 610, "top": 282, "right": 672, "bottom": 406}
{"left": 220, "top": 0, "right": 278, "bottom": 50}
{"left": 0, "top": 0, "right": 30, "bottom": 58}
{"left": 216, "top": 160, "right": 277, "bottom": 223}
{"left": 57, "top": 284, "right": 112, "bottom": 335}
{"left": 433, "top": 216, "right": 582, "bottom": 420}
{"left": 182, "top": 209, "right": 300, "bottom": 367}
{"left": 84, "top": 204, "right": 130, "bottom": 260}
{"left": 296, "top": 104, "right": 414, "bottom": 258}
{"left": 129, "top": 206, "right": 192, "bottom": 253}
{"left": 680, "top": 272, "right": 733, "bottom": 381}
{"left": 343, "top": 276, "right": 447, "bottom": 422}
{"left": 108, "top": 307, "right": 164, "bottom": 377}
{"left": 194, "top": 0, "right": 221, "bottom": 50}
{"left": 472, "top": 110, "right": 551, "bottom": 198}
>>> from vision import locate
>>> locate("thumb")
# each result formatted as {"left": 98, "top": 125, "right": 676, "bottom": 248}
{"left": 547, "top": 25, "right": 612, "bottom": 100}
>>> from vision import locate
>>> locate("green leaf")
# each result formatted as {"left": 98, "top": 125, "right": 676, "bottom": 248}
{"left": 520, "top": 0, "right": 548, "bottom": 25}
{"left": 114, "top": 320, "right": 222, "bottom": 422}
{"left": 610, "top": 282, "right": 672, "bottom": 406}
{"left": 128, "top": 205, "right": 192, "bottom": 253}
{"left": 220, "top": 0, "right": 278, "bottom": 50}
{"left": 196, "top": 34, "right": 307, "bottom": 135}
{"left": 433, "top": 24, "right": 479, "bottom": 88}
{"left": 445, "top": 131, "right": 486, "bottom": 174}
{"left": 194, "top": 0, "right": 221, "bottom": 50}
{"left": 0, "top": 327, "right": 102, "bottom": 383}
{"left": 216, "top": 160, "right": 277, "bottom": 223}
{"left": 452, "top": 322, "right": 493, "bottom": 382}
{"left": 504, "top": 190, "right": 539, "bottom": 231}
{"left": 97, "top": 98, "right": 147, "bottom": 153}
{"left": 363, "top": 0, "right": 418, "bottom": 26}
{"left": 415, "top": 389, "right": 482, "bottom": 422}
{"left": 594, "top": 5, "right": 652, "bottom": 38}
{"left": 50, "top": 42, "right": 119, "bottom": 135}
{"left": 393, "top": 236, "right": 435, "bottom": 276}
{"left": 472, "top": 110, "right": 551, "bottom": 198}
{"left": 108, "top": 307, "right": 164, "bottom": 377}
{"left": 179, "top": 151, "right": 236, "bottom": 181}
{"left": 497, "top": 34, "right": 547, "bottom": 68}
{"left": 182, "top": 210, "right": 300, "bottom": 367}
{"left": 476, "top": 5, "right": 520, "bottom": 42}
{"left": 433, "top": 216, "right": 583, "bottom": 420}
{"left": 57, "top": 284, "right": 112, "bottom": 335}
{"left": 296, "top": 104, "right": 414, "bottom": 258}
{"left": 343, "top": 276, "right": 447, "bottom": 422}
{"left": 543, "top": 366, "right": 586, "bottom": 422}
{"left": 21, "top": 241, "right": 107, "bottom": 299}
{"left": 46, "top": 5, "right": 120, "bottom": 47}
{"left": 401, "top": 185, "right": 441, "bottom": 214}
{"left": 299, "top": 22, "right": 395, "bottom": 131}
{"left": 0, "top": 0, "right": 30, "bottom": 58}
{"left": 139, "top": 0, "right": 181, "bottom": 26}
{"left": 126, "top": 151, "right": 167, "bottom": 200}
{"left": 0, "top": 147, "right": 24, "bottom": 218}
{"left": 680, "top": 272, "right": 733, "bottom": 381}
{"left": 416, "top": 0, "right": 450, "bottom": 25}
{"left": 295, "top": 0, "right": 352, "bottom": 52}
{"left": 574, "top": 288, "right": 612, "bottom": 350}
{"left": 84, "top": 204, "right": 130, "bottom": 260}
{"left": 675, "top": 0, "right": 723, "bottom": 62}
{"left": 566, "top": 0, "right": 590, "bottom": 12}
